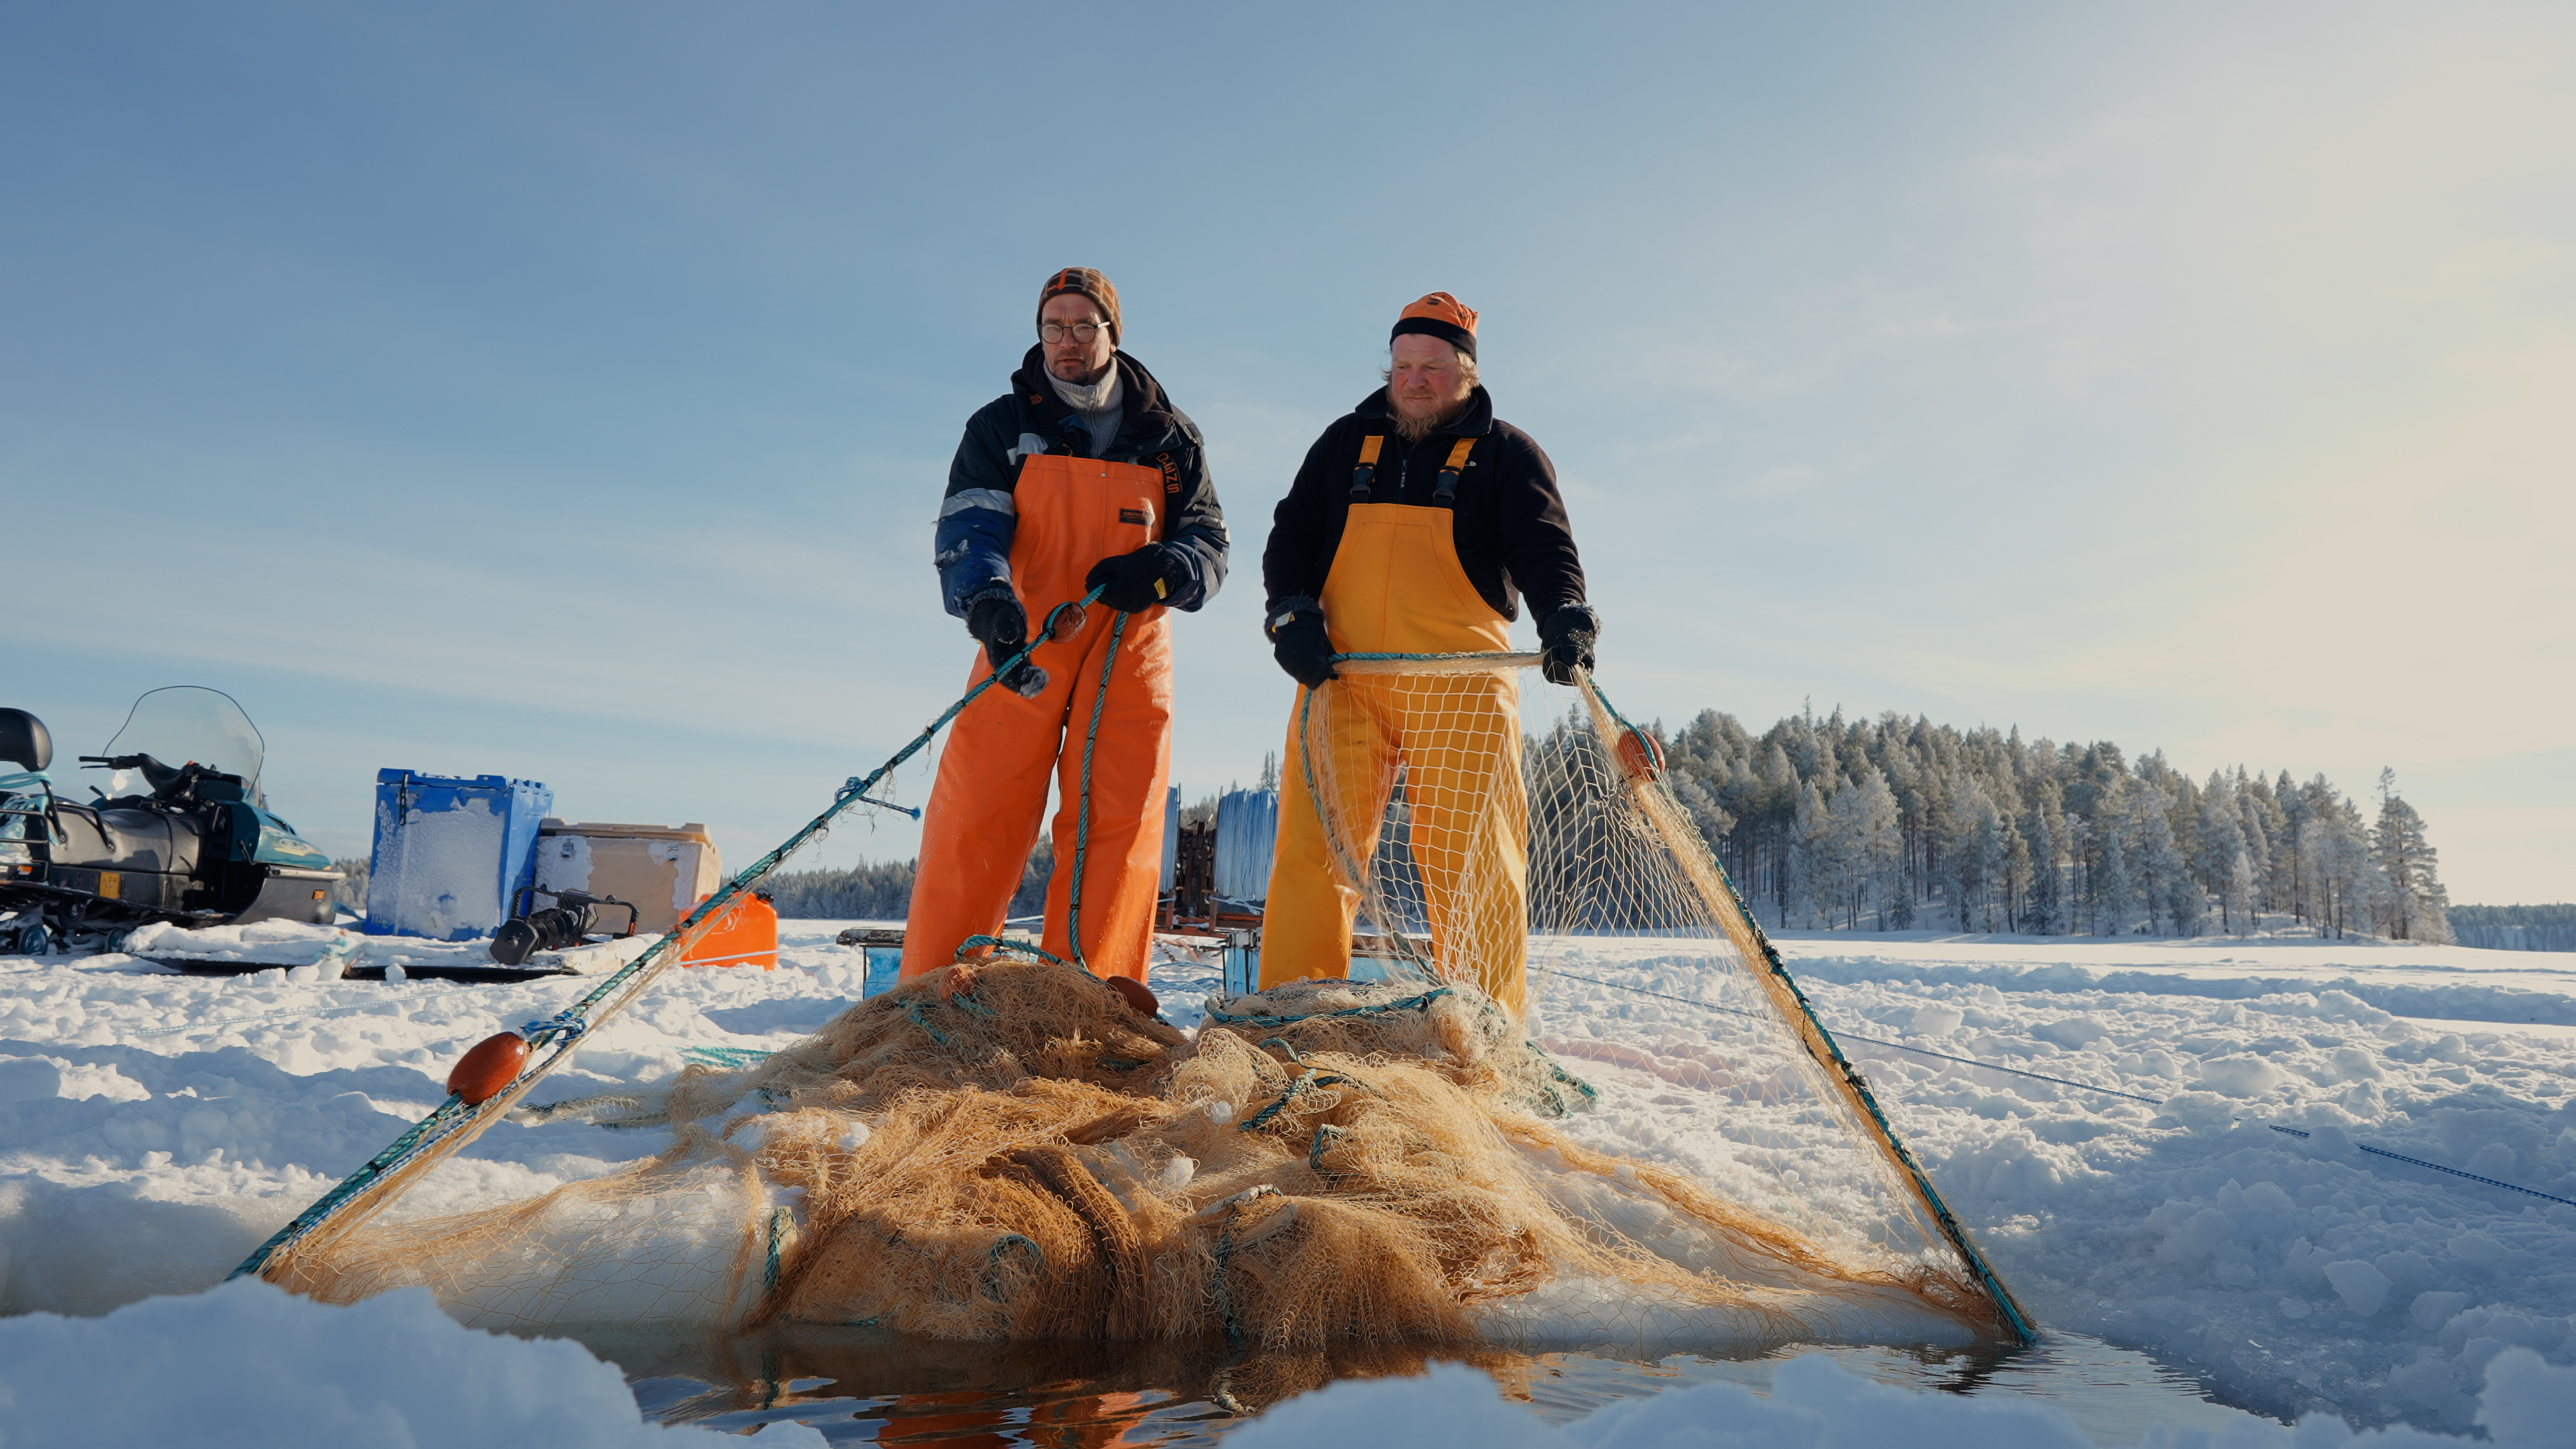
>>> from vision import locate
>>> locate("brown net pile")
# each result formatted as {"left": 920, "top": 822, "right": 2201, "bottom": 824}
{"left": 274, "top": 958, "right": 1984, "bottom": 1358}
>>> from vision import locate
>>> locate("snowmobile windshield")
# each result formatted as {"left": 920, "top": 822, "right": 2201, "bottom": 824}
{"left": 103, "top": 687, "right": 266, "bottom": 794}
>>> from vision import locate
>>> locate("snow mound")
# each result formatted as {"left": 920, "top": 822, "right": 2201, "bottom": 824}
{"left": 1229, "top": 1350, "right": 2576, "bottom": 1448}
{"left": 0, "top": 1277, "right": 823, "bottom": 1447}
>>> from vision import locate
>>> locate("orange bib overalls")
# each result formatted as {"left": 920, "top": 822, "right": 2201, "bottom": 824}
{"left": 1260, "top": 437, "right": 1531, "bottom": 1015}
{"left": 902, "top": 454, "right": 1174, "bottom": 984}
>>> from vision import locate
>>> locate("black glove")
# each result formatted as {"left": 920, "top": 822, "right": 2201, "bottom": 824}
{"left": 1085, "top": 544, "right": 1178, "bottom": 613}
{"left": 1538, "top": 604, "right": 1599, "bottom": 687}
{"left": 1265, "top": 596, "right": 1338, "bottom": 689}
{"left": 965, "top": 590, "right": 1048, "bottom": 698}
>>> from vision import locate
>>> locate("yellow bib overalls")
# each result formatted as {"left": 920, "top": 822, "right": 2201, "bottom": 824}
{"left": 1261, "top": 436, "right": 1531, "bottom": 1015}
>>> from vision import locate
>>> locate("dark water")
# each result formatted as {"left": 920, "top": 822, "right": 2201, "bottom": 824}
{"left": 582, "top": 1323, "right": 2259, "bottom": 1446}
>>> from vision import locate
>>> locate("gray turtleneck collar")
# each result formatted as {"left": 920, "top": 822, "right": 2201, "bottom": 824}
{"left": 1049, "top": 364, "right": 1124, "bottom": 456}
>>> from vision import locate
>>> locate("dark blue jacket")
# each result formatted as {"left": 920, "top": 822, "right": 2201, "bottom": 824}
{"left": 934, "top": 347, "right": 1228, "bottom": 617}
{"left": 1262, "top": 385, "right": 1586, "bottom": 631}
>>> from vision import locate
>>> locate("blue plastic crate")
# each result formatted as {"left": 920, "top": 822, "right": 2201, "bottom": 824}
{"left": 364, "top": 770, "right": 553, "bottom": 941}
{"left": 1220, "top": 928, "right": 1401, "bottom": 998}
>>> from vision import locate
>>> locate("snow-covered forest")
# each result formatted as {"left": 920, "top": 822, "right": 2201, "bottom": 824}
{"left": 1627, "top": 706, "right": 2453, "bottom": 942}
{"left": 758, "top": 705, "right": 2459, "bottom": 946}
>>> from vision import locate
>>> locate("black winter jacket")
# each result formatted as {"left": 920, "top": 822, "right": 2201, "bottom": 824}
{"left": 1262, "top": 386, "right": 1585, "bottom": 630}
{"left": 934, "top": 347, "right": 1228, "bottom": 617}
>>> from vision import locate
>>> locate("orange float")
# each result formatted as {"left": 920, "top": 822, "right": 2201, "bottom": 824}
{"left": 1106, "top": 973, "right": 1159, "bottom": 1016}
{"left": 447, "top": 1032, "right": 530, "bottom": 1105}
{"left": 1614, "top": 726, "right": 1666, "bottom": 784}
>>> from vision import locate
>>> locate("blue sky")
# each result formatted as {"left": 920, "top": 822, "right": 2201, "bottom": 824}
{"left": 5, "top": 3, "right": 2569, "bottom": 902}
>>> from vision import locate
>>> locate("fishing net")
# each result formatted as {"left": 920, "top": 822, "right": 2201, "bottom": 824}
{"left": 1289, "top": 661, "right": 2019, "bottom": 1333}
{"left": 267, "top": 662, "right": 2019, "bottom": 1374}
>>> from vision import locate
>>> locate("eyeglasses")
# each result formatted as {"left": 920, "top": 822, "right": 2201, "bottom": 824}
{"left": 1040, "top": 321, "right": 1106, "bottom": 344}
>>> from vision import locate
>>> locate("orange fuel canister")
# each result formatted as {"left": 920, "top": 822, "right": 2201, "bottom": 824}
{"left": 680, "top": 890, "right": 779, "bottom": 969}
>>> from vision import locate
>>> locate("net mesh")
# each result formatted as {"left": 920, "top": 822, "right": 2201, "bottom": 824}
{"left": 270, "top": 663, "right": 2012, "bottom": 1373}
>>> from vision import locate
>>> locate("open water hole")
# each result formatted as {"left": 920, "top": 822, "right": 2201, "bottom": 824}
{"left": 574, "top": 1323, "right": 2261, "bottom": 1446}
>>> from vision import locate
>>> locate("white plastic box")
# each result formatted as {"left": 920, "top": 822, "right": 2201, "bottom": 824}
{"left": 531, "top": 819, "right": 723, "bottom": 935}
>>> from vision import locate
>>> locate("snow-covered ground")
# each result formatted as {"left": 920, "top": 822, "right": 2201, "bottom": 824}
{"left": 1, "top": 920, "right": 2571, "bottom": 1442}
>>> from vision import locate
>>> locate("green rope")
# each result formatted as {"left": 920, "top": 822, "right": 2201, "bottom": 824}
{"left": 1240, "top": 1069, "right": 1351, "bottom": 1132}
{"left": 981, "top": 1233, "right": 1042, "bottom": 1303}
{"left": 761, "top": 1206, "right": 794, "bottom": 1293}
{"left": 678, "top": 1045, "right": 774, "bottom": 1071}
{"left": 227, "top": 588, "right": 1109, "bottom": 1285}
{"left": 1065, "top": 608, "right": 1130, "bottom": 974}
{"left": 957, "top": 933, "right": 1067, "bottom": 966}
{"left": 1206, "top": 985, "right": 1451, "bottom": 1030}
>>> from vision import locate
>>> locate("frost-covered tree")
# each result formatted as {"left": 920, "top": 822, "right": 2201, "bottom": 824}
{"left": 2195, "top": 770, "right": 2250, "bottom": 932}
{"left": 2371, "top": 769, "right": 2452, "bottom": 943}
{"left": 1784, "top": 779, "right": 1829, "bottom": 928}
{"left": 1951, "top": 784, "right": 2012, "bottom": 932}
{"left": 2125, "top": 784, "right": 2192, "bottom": 936}
{"left": 1555, "top": 703, "right": 2438, "bottom": 943}
{"left": 2094, "top": 802, "right": 2138, "bottom": 935}
{"left": 2226, "top": 850, "right": 2258, "bottom": 936}
{"left": 1844, "top": 769, "right": 1904, "bottom": 928}
{"left": 2020, "top": 782, "right": 2065, "bottom": 934}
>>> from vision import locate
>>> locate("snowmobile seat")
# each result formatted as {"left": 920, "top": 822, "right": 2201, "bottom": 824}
{"left": 46, "top": 803, "right": 197, "bottom": 875}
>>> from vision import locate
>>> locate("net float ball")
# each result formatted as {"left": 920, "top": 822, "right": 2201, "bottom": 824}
{"left": 447, "top": 1032, "right": 530, "bottom": 1106}
{"left": 1615, "top": 727, "right": 1666, "bottom": 784}
{"left": 1106, "top": 974, "right": 1160, "bottom": 1016}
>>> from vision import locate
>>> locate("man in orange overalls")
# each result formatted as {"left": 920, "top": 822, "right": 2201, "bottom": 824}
{"left": 1257, "top": 294, "right": 1595, "bottom": 1017}
{"left": 903, "top": 268, "right": 1228, "bottom": 984}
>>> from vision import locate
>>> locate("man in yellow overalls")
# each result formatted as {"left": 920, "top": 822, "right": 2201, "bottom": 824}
{"left": 1257, "top": 293, "right": 1596, "bottom": 1017}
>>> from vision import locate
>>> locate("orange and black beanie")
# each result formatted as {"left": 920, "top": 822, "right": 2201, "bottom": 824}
{"left": 1038, "top": 267, "right": 1122, "bottom": 343}
{"left": 1391, "top": 291, "right": 1478, "bottom": 360}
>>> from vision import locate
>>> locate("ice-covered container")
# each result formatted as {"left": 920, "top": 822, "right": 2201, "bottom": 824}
{"left": 1213, "top": 787, "right": 1278, "bottom": 902}
{"left": 364, "top": 771, "right": 553, "bottom": 941}
{"left": 531, "top": 819, "right": 722, "bottom": 935}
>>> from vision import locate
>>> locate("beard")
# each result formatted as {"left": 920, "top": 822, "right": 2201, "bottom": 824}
{"left": 1389, "top": 389, "right": 1468, "bottom": 443}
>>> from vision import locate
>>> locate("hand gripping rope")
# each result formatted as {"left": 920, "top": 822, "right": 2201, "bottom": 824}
{"left": 1292, "top": 649, "right": 2036, "bottom": 1345}
{"left": 228, "top": 586, "right": 1116, "bottom": 1284}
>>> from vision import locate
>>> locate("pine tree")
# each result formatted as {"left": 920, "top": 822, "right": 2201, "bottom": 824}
{"left": 1842, "top": 769, "right": 1903, "bottom": 929}
{"left": 2094, "top": 798, "right": 2137, "bottom": 935}
{"left": 2125, "top": 783, "right": 2190, "bottom": 935}
{"left": 2371, "top": 769, "right": 2453, "bottom": 944}
{"left": 2227, "top": 849, "right": 2258, "bottom": 936}
{"left": 2195, "top": 770, "right": 2249, "bottom": 933}
{"left": 1786, "top": 779, "right": 1829, "bottom": 928}
{"left": 2021, "top": 782, "right": 2065, "bottom": 934}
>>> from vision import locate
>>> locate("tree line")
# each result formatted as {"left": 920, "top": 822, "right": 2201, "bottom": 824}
{"left": 1634, "top": 705, "right": 2453, "bottom": 941}
{"left": 755, "top": 704, "right": 2465, "bottom": 945}
{"left": 2448, "top": 904, "right": 2576, "bottom": 953}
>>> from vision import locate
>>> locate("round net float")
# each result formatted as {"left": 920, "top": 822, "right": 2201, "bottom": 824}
{"left": 1106, "top": 974, "right": 1159, "bottom": 1016}
{"left": 446, "top": 1032, "right": 529, "bottom": 1106}
{"left": 1615, "top": 725, "right": 1666, "bottom": 784}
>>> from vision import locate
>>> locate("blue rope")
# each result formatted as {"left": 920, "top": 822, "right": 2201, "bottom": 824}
{"left": 227, "top": 588, "right": 1108, "bottom": 1285}
{"left": 679, "top": 1045, "right": 775, "bottom": 1071}
{"left": 1065, "top": 608, "right": 1130, "bottom": 975}
{"left": 957, "top": 933, "right": 1067, "bottom": 967}
{"left": 2266, "top": 1126, "right": 2576, "bottom": 1209}
{"left": 1207, "top": 985, "right": 1452, "bottom": 1030}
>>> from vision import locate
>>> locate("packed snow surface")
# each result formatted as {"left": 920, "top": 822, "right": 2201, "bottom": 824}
{"left": 1, "top": 920, "right": 2571, "bottom": 1439}
{"left": 0, "top": 1276, "right": 823, "bottom": 1447}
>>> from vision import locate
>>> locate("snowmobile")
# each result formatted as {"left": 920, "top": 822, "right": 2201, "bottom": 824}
{"left": 0, "top": 686, "right": 341, "bottom": 955}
